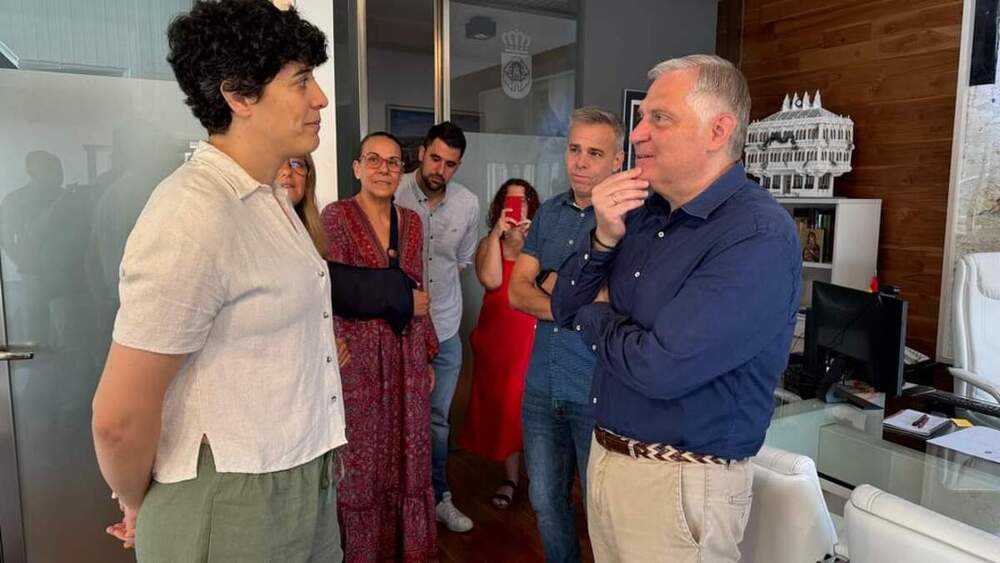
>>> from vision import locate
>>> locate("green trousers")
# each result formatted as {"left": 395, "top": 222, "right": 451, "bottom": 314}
{"left": 135, "top": 445, "right": 342, "bottom": 562}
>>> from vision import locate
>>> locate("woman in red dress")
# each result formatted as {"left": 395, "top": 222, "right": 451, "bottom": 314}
{"left": 459, "top": 179, "right": 540, "bottom": 509}
{"left": 321, "top": 132, "right": 438, "bottom": 562}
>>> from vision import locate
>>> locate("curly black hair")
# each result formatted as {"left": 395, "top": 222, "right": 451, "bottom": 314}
{"left": 166, "top": 0, "right": 328, "bottom": 134}
{"left": 487, "top": 178, "right": 540, "bottom": 230}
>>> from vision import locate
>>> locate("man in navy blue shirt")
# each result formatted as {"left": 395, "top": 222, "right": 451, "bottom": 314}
{"left": 509, "top": 107, "right": 624, "bottom": 563}
{"left": 552, "top": 55, "right": 801, "bottom": 562}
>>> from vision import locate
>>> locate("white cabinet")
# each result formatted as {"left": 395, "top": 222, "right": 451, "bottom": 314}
{"left": 777, "top": 197, "right": 882, "bottom": 307}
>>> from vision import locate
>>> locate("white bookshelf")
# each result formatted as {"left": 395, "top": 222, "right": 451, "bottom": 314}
{"left": 776, "top": 197, "right": 882, "bottom": 307}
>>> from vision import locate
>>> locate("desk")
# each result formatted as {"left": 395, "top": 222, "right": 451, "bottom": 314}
{"left": 765, "top": 399, "right": 1000, "bottom": 535}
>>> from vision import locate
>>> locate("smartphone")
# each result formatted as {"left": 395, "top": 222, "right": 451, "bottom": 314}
{"left": 504, "top": 194, "right": 524, "bottom": 222}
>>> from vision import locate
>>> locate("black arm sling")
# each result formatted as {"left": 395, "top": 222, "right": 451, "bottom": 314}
{"left": 327, "top": 201, "right": 415, "bottom": 334}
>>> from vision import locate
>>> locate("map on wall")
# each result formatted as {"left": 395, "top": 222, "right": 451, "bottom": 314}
{"left": 938, "top": 0, "right": 1000, "bottom": 360}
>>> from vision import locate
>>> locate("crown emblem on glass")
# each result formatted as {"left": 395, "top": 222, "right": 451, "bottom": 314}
{"left": 502, "top": 30, "right": 531, "bottom": 54}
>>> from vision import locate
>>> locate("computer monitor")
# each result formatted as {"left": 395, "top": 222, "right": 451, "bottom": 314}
{"left": 804, "top": 281, "right": 908, "bottom": 401}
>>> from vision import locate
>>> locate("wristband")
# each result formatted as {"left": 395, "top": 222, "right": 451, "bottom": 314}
{"left": 592, "top": 230, "right": 619, "bottom": 251}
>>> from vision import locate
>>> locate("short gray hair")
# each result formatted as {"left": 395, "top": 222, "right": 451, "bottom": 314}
{"left": 569, "top": 106, "right": 625, "bottom": 151}
{"left": 648, "top": 54, "right": 750, "bottom": 160}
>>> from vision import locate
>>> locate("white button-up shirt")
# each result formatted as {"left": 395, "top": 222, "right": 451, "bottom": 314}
{"left": 395, "top": 172, "right": 479, "bottom": 342}
{"left": 113, "top": 142, "right": 346, "bottom": 483}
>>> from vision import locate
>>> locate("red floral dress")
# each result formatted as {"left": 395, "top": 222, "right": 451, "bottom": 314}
{"left": 322, "top": 199, "right": 438, "bottom": 562}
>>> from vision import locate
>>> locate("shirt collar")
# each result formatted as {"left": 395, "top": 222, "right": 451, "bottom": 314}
{"left": 191, "top": 141, "right": 268, "bottom": 200}
{"left": 559, "top": 189, "right": 593, "bottom": 213}
{"left": 676, "top": 162, "right": 748, "bottom": 220}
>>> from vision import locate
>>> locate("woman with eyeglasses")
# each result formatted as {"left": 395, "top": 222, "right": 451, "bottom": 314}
{"left": 276, "top": 154, "right": 328, "bottom": 263}
{"left": 277, "top": 154, "right": 350, "bottom": 368}
{"left": 320, "top": 131, "right": 438, "bottom": 562}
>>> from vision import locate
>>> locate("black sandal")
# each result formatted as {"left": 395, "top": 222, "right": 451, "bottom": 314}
{"left": 491, "top": 479, "right": 518, "bottom": 510}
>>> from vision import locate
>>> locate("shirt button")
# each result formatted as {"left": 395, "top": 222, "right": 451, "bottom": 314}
{"left": 319, "top": 270, "right": 326, "bottom": 277}
{"left": 568, "top": 239, "right": 574, "bottom": 245}
{"left": 634, "top": 271, "right": 641, "bottom": 278}
{"left": 323, "top": 312, "right": 330, "bottom": 319}
{"left": 429, "top": 257, "right": 433, "bottom": 261}
{"left": 580, "top": 212, "right": 585, "bottom": 218}
{"left": 570, "top": 280, "right": 576, "bottom": 286}
{"left": 584, "top": 253, "right": 589, "bottom": 260}
{"left": 331, "top": 395, "right": 338, "bottom": 403}
{"left": 658, "top": 231, "right": 664, "bottom": 238}
{"left": 591, "top": 344, "right": 597, "bottom": 351}
{"left": 575, "top": 324, "right": 582, "bottom": 331}
{"left": 593, "top": 397, "right": 598, "bottom": 404}
{"left": 326, "top": 356, "right": 333, "bottom": 363}
{"left": 430, "top": 235, "right": 434, "bottom": 240}
{"left": 553, "top": 327, "right": 559, "bottom": 333}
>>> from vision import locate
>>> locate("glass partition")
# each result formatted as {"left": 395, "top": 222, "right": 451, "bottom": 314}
{"left": 0, "top": 2, "right": 338, "bottom": 560}
{"left": 0, "top": 2, "right": 202, "bottom": 559}
{"left": 448, "top": 0, "right": 578, "bottom": 337}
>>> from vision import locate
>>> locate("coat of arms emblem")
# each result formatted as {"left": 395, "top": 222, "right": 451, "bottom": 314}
{"left": 501, "top": 30, "right": 532, "bottom": 99}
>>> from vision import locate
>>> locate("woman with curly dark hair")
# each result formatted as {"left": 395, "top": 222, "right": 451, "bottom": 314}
{"left": 91, "top": 2, "right": 346, "bottom": 561}
{"left": 458, "top": 179, "right": 539, "bottom": 509}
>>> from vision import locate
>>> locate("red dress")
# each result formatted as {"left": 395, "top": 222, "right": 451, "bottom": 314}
{"left": 322, "top": 199, "right": 439, "bottom": 563}
{"left": 459, "top": 256, "right": 536, "bottom": 461}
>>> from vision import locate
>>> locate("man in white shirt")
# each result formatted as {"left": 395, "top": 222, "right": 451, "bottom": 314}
{"left": 395, "top": 122, "right": 480, "bottom": 532}
{"left": 90, "top": 2, "right": 346, "bottom": 561}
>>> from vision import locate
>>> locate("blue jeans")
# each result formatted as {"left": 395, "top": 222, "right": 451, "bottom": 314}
{"left": 522, "top": 390, "right": 595, "bottom": 563}
{"left": 430, "top": 334, "right": 463, "bottom": 502}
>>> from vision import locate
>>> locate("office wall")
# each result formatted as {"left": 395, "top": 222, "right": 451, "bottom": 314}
{"left": 576, "top": 0, "right": 718, "bottom": 113}
{"left": 367, "top": 47, "right": 435, "bottom": 133}
{"left": 741, "top": 0, "right": 964, "bottom": 354}
{"left": 0, "top": 0, "right": 189, "bottom": 79}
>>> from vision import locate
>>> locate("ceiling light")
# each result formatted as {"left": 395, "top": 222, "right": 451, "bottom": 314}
{"left": 465, "top": 16, "right": 496, "bottom": 41}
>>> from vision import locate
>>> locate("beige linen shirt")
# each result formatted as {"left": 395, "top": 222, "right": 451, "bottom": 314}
{"left": 113, "top": 142, "right": 346, "bottom": 483}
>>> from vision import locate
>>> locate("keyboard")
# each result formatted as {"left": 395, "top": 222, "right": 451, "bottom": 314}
{"left": 904, "top": 385, "right": 1000, "bottom": 418}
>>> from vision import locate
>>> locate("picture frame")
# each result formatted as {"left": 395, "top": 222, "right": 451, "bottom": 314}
{"left": 386, "top": 105, "right": 482, "bottom": 171}
{"left": 385, "top": 105, "right": 481, "bottom": 137}
{"left": 621, "top": 89, "right": 646, "bottom": 170}
{"left": 800, "top": 227, "right": 825, "bottom": 264}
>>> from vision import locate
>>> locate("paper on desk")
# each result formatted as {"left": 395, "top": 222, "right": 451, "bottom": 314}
{"left": 927, "top": 426, "right": 1000, "bottom": 464}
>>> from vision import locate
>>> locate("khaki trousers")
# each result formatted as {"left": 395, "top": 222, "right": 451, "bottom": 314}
{"left": 586, "top": 434, "right": 753, "bottom": 563}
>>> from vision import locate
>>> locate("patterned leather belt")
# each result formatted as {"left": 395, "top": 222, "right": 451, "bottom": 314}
{"left": 594, "top": 426, "right": 744, "bottom": 466}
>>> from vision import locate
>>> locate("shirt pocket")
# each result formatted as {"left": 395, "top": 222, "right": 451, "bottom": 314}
{"left": 432, "top": 219, "right": 463, "bottom": 260}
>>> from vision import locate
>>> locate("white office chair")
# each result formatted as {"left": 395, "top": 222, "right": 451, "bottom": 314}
{"left": 739, "top": 446, "right": 839, "bottom": 563}
{"left": 845, "top": 484, "right": 1000, "bottom": 563}
{"left": 951, "top": 252, "right": 1000, "bottom": 407}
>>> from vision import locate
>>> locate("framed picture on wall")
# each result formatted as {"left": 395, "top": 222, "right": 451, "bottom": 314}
{"left": 386, "top": 105, "right": 482, "bottom": 171}
{"left": 621, "top": 89, "right": 646, "bottom": 170}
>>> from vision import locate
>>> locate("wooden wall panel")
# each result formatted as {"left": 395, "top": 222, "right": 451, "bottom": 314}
{"left": 741, "top": 0, "right": 964, "bottom": 354}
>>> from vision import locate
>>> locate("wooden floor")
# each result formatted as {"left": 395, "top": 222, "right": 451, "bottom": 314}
{"left": 435, "top": 448, "right": 594, "bottom": 563}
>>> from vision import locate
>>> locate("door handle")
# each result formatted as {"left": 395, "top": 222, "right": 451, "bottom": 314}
{"left": 0, "top": 348, "right": 33, "bottom": 361}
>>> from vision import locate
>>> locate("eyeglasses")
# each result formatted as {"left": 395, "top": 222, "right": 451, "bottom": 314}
{"left": 359, "top": 152, "right": 403, "bottom": 173}
{"left": 288, "top": 158, "right": 310, "bottom": 176}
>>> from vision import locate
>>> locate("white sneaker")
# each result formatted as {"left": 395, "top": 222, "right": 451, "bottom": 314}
{"left": 435, "top": 492, "right": 473, "bottom": 532}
